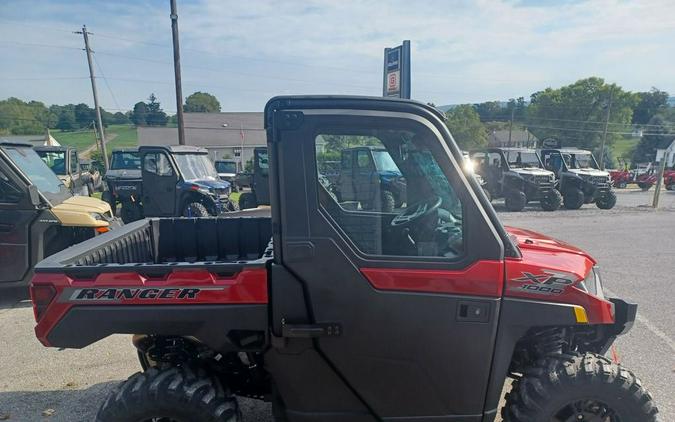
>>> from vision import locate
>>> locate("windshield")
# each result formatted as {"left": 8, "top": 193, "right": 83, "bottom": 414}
{"left": 215, "top": 161, "right": 237, "bottom": 174}
{"left": 4, "top": 146, "right": 66, "bottom": 199}
{"left": 35, "top": 150, "right": 66, "bottom": 175}
{"left": 568, "top": 153, "right": 598, "bottom": 169}
{"left": 111, "top": 152, "right": 140, "bottom": 170}
{"left": 174, "top": 153, "right": 219, "bottom": 180}
{"left": 505, "top": 151, "right": 542, "bottom": 168}
{"left": 372, "top": 150, "right": 402, "bottom": 174}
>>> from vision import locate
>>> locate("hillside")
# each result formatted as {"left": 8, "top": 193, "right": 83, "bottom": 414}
{"left": 53, "top": 125, "right": 138, "bottom": 155}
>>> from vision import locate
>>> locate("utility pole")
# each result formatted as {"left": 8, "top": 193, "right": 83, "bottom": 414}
{"left": 652, "top": 156, "right": 667, "bottom": 208}
{"left": 170, "top": 0, "right": 186, "bottom": 145}
{"left": 507, "top": 107, "right": 515, "bottom": 147}
{"left": 599, "top": 87, "right": 614, "bottom": 171}
{"left": 76, "top": 25, "right": 109, "bottom": 170}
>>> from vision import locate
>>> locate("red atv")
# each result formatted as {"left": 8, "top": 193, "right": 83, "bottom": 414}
{"left": 664, "top": 169, "right": 675, "bottom": 191}
{"left": 30, "top": 96, "right": 658, "bottom": 422}
{"left": 609, "top": 162, "right": 657, "bottom": 190}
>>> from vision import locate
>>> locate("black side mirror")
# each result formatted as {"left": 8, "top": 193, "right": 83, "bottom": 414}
{"left": 28, "top": 185, "right": 40, "bottom": 207}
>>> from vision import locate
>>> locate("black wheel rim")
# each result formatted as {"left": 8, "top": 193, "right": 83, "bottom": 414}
{"left": 554, "top": 399, "right": 620, "bottom": 422}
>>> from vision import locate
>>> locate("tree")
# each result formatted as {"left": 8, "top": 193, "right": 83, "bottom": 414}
{"left": 55, "top": 109, "right": 77, "bottom": 131}
{"left": 0, "top": 97, "right": 49, "bottom": 134}
{"left": 74, "top": 103, "right": 96, "bottom": 128}
{"left": 473, "top": 101, "right": 504, "bottom": 122}
{"left": 527, "top": 77, "right": 637, "bottom": 150}
{"left": 445, "top": 104, "right": 488, "bottom": 149}
{"left": 131, "top": 102, "right": 148, "bottom": 126}
{"left": 632, "top": 114, "right": 672, "bottom": 163}
{"left": 145, "top": 94, "right": 168, "bottom": 126}
{"left": 184, "top": 92, "right": 221, "bottom": 113}
{"left": 111, "top": 112, "right": 131, "bottom": 125}
{"left": 632, "top": 88, "right": 669, "bottom": 126}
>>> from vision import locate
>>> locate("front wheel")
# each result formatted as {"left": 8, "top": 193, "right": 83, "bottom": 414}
{"left": 596, "top": 190, "right": 617, "bottom": 209}
{"left": 563, "top": 187, "right": 585, "bottom": 210}
{"left": 616, "top": 180, "right": 627, "bottom": 189}
{"left": 96, "top": 367, "right": 240, "bottom": 422}
{"left": 666, "top": 183, "right": 674, "bottom": 191}
{"left": 238, "top": 192, "right": 258, "bottom": 210}
{"left": 183, "top": 202, "right": 210, "bottom": 217}
{"left": 504, "top": 189, "right": 526, "bottom": 212}
{"left": 638, "top": 182, "right": 652, "bottom": 191}
{"left": 540, "top": 189, "right": 562, "bottom": 211}
{"left": 502, "top": 352, "right": 659, "bottom": 422}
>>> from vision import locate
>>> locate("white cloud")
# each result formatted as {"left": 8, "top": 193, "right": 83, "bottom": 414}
{"left": 1, "top": 0, "right": 674, "bottom": 110}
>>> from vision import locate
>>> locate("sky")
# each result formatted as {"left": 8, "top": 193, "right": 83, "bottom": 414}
{"left": 1, "top": 0, "right": 675, "bottom": 113}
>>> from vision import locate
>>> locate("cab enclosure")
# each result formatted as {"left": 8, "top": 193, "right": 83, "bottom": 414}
{"left": 34, "top": 145, "right": 92, "bottom": 196}
{"left": 237, "top": 147, "right": 270, "bottom": 209}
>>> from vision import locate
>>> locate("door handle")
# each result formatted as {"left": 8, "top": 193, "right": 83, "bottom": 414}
{"left": 456, "top": 301, "right": 490, "bottom": 323}
{"left": 282, "top": 323, "right": 342, "bottom": 338}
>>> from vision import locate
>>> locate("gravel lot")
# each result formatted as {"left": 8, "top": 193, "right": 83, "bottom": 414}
{"left": 0, "top": 188, "right": 673, "bottom": 421}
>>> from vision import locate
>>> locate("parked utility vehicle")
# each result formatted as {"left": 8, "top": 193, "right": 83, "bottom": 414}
{"left": 113, "top": 145, "right": 238, "bottom": 222}
{"left": 34, "top": 145, "right": 95, "bottom": 196}
{"left": 0, "top": 142, "right": 117, "bottom": 299}
{"left": 540, "top": 148, "right": 617, "bottom": 209}
{"left": 237, "top": 147, "right": 270, "bottom": 209}
{"left": 470, "top": 147, "right": 561, "bottom": 211}
{"left": 101, "top": 148, "right": 142, "bottom": 215}
{"left": 30, "top": 97, "right": 657, "bottom": 422}
{"left": 214, "top": 159, "right": 240, "bottom": 192}
{"left": 665, "top": 169, "right": 675, "bottom": 190}
{"left": 334, "top": 146, "right": 406, "bottom": 212}
{"left": 609, "top": 161, "right": 657, "bottom": 190}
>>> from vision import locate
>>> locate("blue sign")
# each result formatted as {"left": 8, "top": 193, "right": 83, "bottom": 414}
{"left": 383, "top": 41, "right": 410, "bottom": 99}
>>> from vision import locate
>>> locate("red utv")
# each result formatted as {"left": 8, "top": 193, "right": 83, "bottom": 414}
{"left": 609, "top": 162, "right": 657, "bottom": 190}
{"left": 30, "top": 96, "right": 658, "bottom": 422}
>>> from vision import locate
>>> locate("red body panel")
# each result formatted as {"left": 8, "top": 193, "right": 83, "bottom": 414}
{"left": 31, "top": 268, "right": 268, "bottom": 346}
{"left": 503, "top": 227, "right": 614, "bottom": 324}
{"left": 361, "top": 260, "right": 504, "bottom": 298}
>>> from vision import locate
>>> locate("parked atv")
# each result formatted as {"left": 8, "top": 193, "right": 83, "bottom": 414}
{"left": 470, "top": 147, "right": 561, "bottom": 211}
{"left": 115, "top": 146, "right": 238, "bottom": 223}
{"left": 29, "top": 96, "right": 658, "bottom": 422}
{"left": 237, "top": 147, "right": 270, "bottom": 210}
{"left": 34, "top": 145, "right": 95, "bottom": 196}
{"left": 101, "top": 148, "right": 142, "bottom": 216}
{"left": 334, "top": 146, "right": 406, "bottom": 212}
{"left": 540, "top": 148, "right": 617, "bottom": 209}
{"left": 0, "top": 141, "right": 119, "bottom": 299}
{"left": 609, "top": 161, "right": 657, "bottom": 190}
{"left": 214, "top": 159, "right": 240, "bottom": 192}
{"left": 665, "top": 169, "right": 675, "bottom": 190}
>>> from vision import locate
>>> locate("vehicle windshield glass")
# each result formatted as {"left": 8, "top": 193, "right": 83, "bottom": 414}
{"left": 174, "top": 153, "right": 219, "bottom": 180}
{"left": 505, "top": 151, "right": 541, "bottom": 168}
{"left": 569, "top": 153, "right": 597, "bottom": 169}
{"left": 372, "top": 150, "right": 402, "bottom": 174}
{"left": 215, "top": 161, "right": 237, "bottom": 174}
{"left": 4, "top": 147, "right": 67, "bottom": 200}
{"left": 111, "top": 152, "right": 140, "bottom": 170}
{"left": 35, "top": 150, "right": 66, "bottom": 175}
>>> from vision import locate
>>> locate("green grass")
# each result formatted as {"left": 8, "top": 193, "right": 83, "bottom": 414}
{"left": 613, "top": 136, "right": 639, "bottom": 162}
{"left": 53, "top": 124, "right": 138, "bottom": 152}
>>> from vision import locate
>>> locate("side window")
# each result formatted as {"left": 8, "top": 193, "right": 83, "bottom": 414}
{"left": 70, "top": 151, "right": 78, "bottom": 174}
{"left": 487, "top": 152, "right": 502, "bottom": 168}
{"left": 341, "top": 150, "right": 352, "bottom": 169}
{"left": 144, "top": 153, "right": 173, "bottom": 176}
{"left": 314, "top": 123, "right": 464, "bottom": 259}
{"left": 0, "top": 167, "right": 24, "bottom": 203}
{"left": 256, "top": 150, "right": 269, "bottom": 177}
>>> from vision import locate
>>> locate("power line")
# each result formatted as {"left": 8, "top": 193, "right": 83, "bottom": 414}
{"left": 93, "top": 55, "right": 122, "bottom": 112}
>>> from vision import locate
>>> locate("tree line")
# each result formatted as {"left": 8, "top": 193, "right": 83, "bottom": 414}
{"left": 0, "top": 91, "right": 222, "bottom": 136}
{"left": 444, "top": 77, "right": 673, "bottom": 166}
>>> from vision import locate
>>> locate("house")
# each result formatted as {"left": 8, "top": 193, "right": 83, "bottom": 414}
{"left": 487, "top": 129, "right": 537, "bottom": 147}
{"left": 1, "top": 129, "right": 60, "bottom": 147}
{"left": 138, "top": 112, "right": 265, "bottom": 170}
{"left": 655, "top": 137, "right": 675, "bottom": 168}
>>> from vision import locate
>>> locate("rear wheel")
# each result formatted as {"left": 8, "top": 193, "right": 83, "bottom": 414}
{"left": 616, "top": 181, "right": 627, "bottom": 189}
{"left": 596, "top": 190, "right": 617, "bottom": 209}
{"left": 380, "top": 190, "right": 396, "bottom": 213}
{"left": 226, "top": 200, "right": 240, "bottom": 212}
{"left": 563, "top": 187, "right": 584, "bottom": 210}
{"left": 96, "top": 367, "right": 240, "bottom": 422}
{"left": 238, "top": 192, "right": 257, "bottom": 210}
{"left": 502, "top": 352, "right": 658, "bottom": 422}
{"left": 666, "top": 183, "right": 674, "bottom": 191}
{"left": 638, "top": 182, "right": 652, "bottom": 191}
{"left": 183, "top": 202, "right": 210, "bottom": 217}
{"left": 540, "top": 189, "right": 562, "bottom": 211}
{"left": 504, "top": 189, "right": 527, "bottom": 212}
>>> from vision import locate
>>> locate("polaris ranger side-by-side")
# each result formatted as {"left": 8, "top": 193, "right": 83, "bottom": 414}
{"left": 34, "top": 145, "right": 95, "bottom": 196}
{"left": 0, "top": 142, "right": 118, "bottom": 299}
{"left": 101, "top": 148, "right": 142, "bottom": 214}
{"left": 214, "top": 159, "right": 240, "bottom": 192}
{"left": 540, "top": 148, "right": 617, "bottom": 210}
{"left": 470, "top": 147, "right": 562, "bottom": 211}
{"left": 30, "top": 97, "right": 657, "bottom": 422}
{"left": 237, "top": 147, "right": 270, "bottom": 209}
{"left": 109, "top": 145, "right": 238, "bottom": 222}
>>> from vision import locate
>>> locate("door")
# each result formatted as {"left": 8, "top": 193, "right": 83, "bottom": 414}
{"left": 141, "top": 151, "right": 178, "bottom": 216}
{"left": 252, "top": 148, "right": 270, "bottom": 204}
{"left": 269, "top": 98, "right": 506, "bottom": 421}
{"left": 0, "top": 161, "right": 35, "bottom": 284}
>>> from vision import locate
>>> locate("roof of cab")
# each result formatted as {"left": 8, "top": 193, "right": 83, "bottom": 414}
{"left": 138, "top": 145, "right": 208, "bottom": 154}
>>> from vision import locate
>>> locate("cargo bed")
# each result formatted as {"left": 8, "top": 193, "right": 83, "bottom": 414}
{"left": 32, "top": 217, "right": 273, "bottom": 350}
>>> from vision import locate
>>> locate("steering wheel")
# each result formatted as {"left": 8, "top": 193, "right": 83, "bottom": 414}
{"left": 390, "top": 196, "right": 442, "bottom": 228}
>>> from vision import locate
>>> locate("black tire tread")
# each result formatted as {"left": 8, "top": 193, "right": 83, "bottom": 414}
{"left": 96, "top": 366, "right": 240, "bottom": 422}
{"left": 184, "top": 202, "right": 210, "bottom": 217}
{"left": 502, "top": 352, "right": 658, "bottom": 422}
